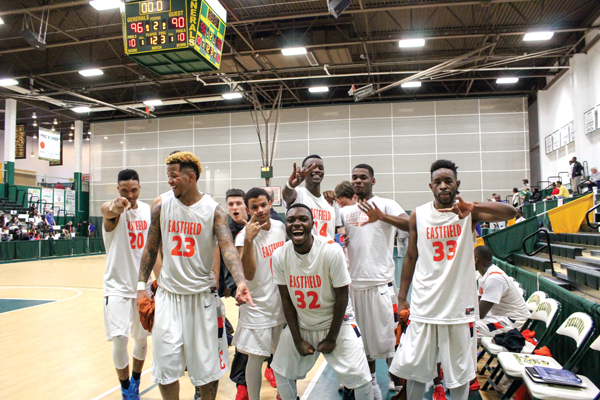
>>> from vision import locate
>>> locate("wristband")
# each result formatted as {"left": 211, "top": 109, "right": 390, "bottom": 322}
{"left": 286, "top": 181, "right": 294, "bottom": 190}
{"left": 137, "top": 281, "right": 147, "bottom": 291}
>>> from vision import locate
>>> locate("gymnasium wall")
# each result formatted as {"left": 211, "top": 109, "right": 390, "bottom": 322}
{"left": 89, "top": 97, "right": 529, "bottom": 216}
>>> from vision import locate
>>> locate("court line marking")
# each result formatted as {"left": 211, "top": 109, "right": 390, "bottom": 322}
{"left": 90, "top": 369, "right": 152, "bottom": 400}
{"left": 0, "top": 286, "right": 82, "bottom": 315}
{"left": 300, "top": 359, "right": 328, "bottom": 400}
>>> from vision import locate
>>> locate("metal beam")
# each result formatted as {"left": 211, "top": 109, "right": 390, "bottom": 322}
{"left": 0, "top": 35, "right": 121, "bottom": 55}
{"left": 0, "top": 1, "right": 89, "bottom": 16}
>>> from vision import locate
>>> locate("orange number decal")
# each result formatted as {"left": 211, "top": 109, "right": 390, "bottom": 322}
{"left": 319, "top": 223, "right": 328, "bottom": 237}
{"left": 432, "top": 241, "right": 445, "bottom": 261}
{"left": 446, "top": 240, "right": 457, "bottom": 260}
{"left": 171, "top": 236, "right": 183, "bottom": 256}
{"left": 219, "top": 350, "right": 226, "bottom": 370}
{"left": 182, "top": 237, "right": 195, "bottom": 257}
{"left": 129, "top": 232, "right": 136, "bottom": 249}
{"left": 295, "top": 290, "right": 306, "bottom": 309}
{"left": 129, "top": 232, "right": 144, "bottom": 249}
{"left": 307, "top": 291, "right": 320, "bottom": 309}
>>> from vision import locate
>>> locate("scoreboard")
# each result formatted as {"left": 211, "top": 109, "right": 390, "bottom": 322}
{"left": 122, "top": 0, "right": 227, "bottom": 75}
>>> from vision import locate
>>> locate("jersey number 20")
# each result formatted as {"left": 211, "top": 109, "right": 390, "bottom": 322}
{"left": 129, "top": 232, "right": 144, "bottom": 249}
{"left": 171, "top": 236, "right": 196, "bottom": 257}
{"left": 432, "top": 240, "right": 457, "bottom": 261}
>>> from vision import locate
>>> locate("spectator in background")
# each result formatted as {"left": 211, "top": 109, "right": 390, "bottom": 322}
{"left": 65, "top": 221, "right": 74, "bottom": 236}
{"left": 522, "top": 179, "right": 529, "bottom": 189}
{"left": 28, "top": 203, "right": 36, "bottom": 219}
{"left": 520, "top": 187, "right": 531, "bottom": 205}
{"left": 511, "top": 188, "right": 520, "bottom": 207}
{"left": 530, "top": 188, "right": 542, "bottom": 203}
{"left": 545, "top": 183, "right": 559, "bottom": 200}
{"left": 571, "top": 157, "right": 584, "bottom": 194}
{"left": 88, "top": 222, "right": 96, "bottom": 237}
{"left": 556, "top": 181, "right": 569, "bottom": 199}
{"left": 515, "top": 209, "right": 525, "bottom": 223}
{"left": 45, "top": 210, "right": 55, "bottom": 227}
{"left": 583, "top": 167, "right": 600, "bottom": 192}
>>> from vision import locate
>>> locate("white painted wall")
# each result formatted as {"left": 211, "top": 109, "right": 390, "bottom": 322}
{"left": 538, "top": 31, "right": 600, "bottom": 183}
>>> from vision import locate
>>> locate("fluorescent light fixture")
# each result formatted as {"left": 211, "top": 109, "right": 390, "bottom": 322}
{"left": 222, "top": 92, "right": 243, "bottom": 100}
{"left": 33, "top": 133, "right": 37, "bottom": 139}
{"left": 401, "top": 81, "right": 422, "bottom": 88}
{"left": 0, "top": 17, "right": 4, "bottom": 25}
{"left": 69, "top": 132, "right": 73, "bottom": 136}
{"left": 399, "top": 38, "right": 425, "bottom": 48}
{"left": 281, "top": 47, "right": 307, "bottom": 56}
{"left": 523, "top": 31, "right": 554, "bottom": 41}
{"left": 309, "top": 86, "right": 329, "bottom": 93}
{"left": 0, "top": 78, "right": 18, "bottom": 86}
{"left": 89, "top": 0, "right": 122, "bottom": 10}
{"left": 496, "top": 77, "right": 519, "bottom": 84}
{"left": 69, "top": 138, "right": 73, "bottom": 142}
{"left": 143, "top": 99, "right": 163, "bottom": 106}
{"left": 70, "top": 123, "right": 75, "bottom": 129}
{"left": 85, "top": 136, "right": 90, "bottom": 141}
{"left": 53, "top": 118, "right": 58, "bottom": 125}
{"left": 33, "top": 121, "right": 37, "bottom": 127}
{"left": 32, "top": 112, "right": 37, "bottom": 119}
{"left": 79, "top": 68, "right": 104, "bottom": 77}
{"left": 72, "top": 106, "right": 91, "bottom": 113}
{"left": 51, "top": 126, "right": 55, "bottom": 131}
{"left": 104, "top": 136, "right": 108, "bottom": 139}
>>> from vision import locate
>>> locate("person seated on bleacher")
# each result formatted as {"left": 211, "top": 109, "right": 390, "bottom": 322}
{"left": 545, "top": 182, "right": 558, "bottom": 200}
{"left": 583, "top": 167, "right": 600, "bottom": 192}
{"left": 475, "top": 246, "right": 530, "bottom": 339}
{"left": 555, "top": 181, "right": 569, "bottom": 199}
{"left": 530, "top": 188, "right": 542, "bottom": 203}
{"left": 515, "top": 209, "right": 525, "bottom": 224}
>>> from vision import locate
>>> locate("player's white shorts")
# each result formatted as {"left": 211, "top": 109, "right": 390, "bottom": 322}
{"left": 103, "top": 295, "right": 150, "bottom": 341}
{"left": 476, "top": 316, "right": 523, "bottom": 338}
{"left": 389, "top": 321, "right": 476, "bottom": 389}
{"left": 151, "top": 287, "right": 230, "bottom": 387}
{"left": 271, "top": 323, "right": 371, "bottom": 389}
{"left": 233, "top": 323, "right": 284, "bottom": 357}
{"left": 350, "top": 282, "right": 397, "bottom": 359}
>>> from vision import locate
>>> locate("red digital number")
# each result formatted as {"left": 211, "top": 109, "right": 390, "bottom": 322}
{"left": 216, "top": 37, "right": 223, "bottom": 51}
{"left": 130, "top": 22, "right": 143, "bottom": 33}
{"left": 171, "top": 16, "right": 185, "bottom": 29}
{"left": 177, "top": 32, "right": 186, "bottom": 42}
{"left": 128, "top": 38, "right": 137, "bottom": 48}
{"left": 171, "top": 236, "right": 196, "bottom": 257}
{"left": 216, "top": 54, "right": 221, "bottom": 63}
{"left": 294, "top": 290, "right": 321, "bottom": 309}
{"left": 129, "top": 232, "right": 144, "bottom": 249}
{"left": 199, "top": 21, "right": 207, "bottom": 35}
{"left": 432, "top": 240, "right": 458, "bottom": 261}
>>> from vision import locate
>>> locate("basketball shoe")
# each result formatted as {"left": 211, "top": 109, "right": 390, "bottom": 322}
{"left": 264, "top": 366, "right": 277, "bottom": 388}
{"left": 128, "top": 377, "right": 140, "bottom": 400}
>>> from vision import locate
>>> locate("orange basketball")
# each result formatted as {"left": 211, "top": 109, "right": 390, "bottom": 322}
{"left": 40, "top": 142, "right": 45, "bottom": 149}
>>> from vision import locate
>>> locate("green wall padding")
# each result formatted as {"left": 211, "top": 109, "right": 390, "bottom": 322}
{"left": 0, "top": 242, "right": 16, "bottom": 261}
{"left": 483, "top": 216, "right": 539, "bottom": 260}
{"left": 89, "top": 238, "right": 105, "bottom": 253}
{"left": 15, "top": 241, "right": 40, "bottom": 260}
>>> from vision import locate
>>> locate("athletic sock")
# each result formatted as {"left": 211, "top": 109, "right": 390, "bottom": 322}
{"left": 371, "top": 373, "right": 383, "bottom": 400}
{"left": 132, "top": 371, "right": 141, "bottom": 381}
{"left": 120, "top": 378, "right": 130, "bottom": 390}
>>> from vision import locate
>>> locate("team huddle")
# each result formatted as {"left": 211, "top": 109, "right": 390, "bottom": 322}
{"left": 102, "top": 151, "right": 516, "bottom": 400}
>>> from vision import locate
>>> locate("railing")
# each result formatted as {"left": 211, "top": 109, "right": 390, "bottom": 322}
{"left": 559, "top": 171, "right": 570, "bottom": 185}
{"left": 585, "top": 203, "right": 600, "bottom": 229}
{"left": 548, "top": 175, "right": 561, "bottom": 184}
{"left": 536, "top": 180, "right": 550, "bottom": 190}
{"left": 523, "top": 228, "right": 555, "bottom": 276}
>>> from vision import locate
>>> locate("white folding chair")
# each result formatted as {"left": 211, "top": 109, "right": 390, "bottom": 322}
{"left": 522, "top": 335, "right": 600, "bottom": 400}
{"left": 526, "top": 291, "right": 548, "bottom": 312}
{"left": 497, "top": 312, "right": 595, "bottom": 399}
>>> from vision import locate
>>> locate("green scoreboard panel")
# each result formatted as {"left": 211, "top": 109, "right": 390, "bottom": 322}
{"left": 122, "top": 0, "right": 226, "bottom": 75}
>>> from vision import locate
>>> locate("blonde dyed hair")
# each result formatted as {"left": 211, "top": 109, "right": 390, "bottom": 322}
{"left": 165, "top": 151, "right": 203, "bottom": 181}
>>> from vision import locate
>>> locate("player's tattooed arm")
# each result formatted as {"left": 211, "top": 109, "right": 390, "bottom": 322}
{"left": 214, "top": 206, "right": 254, "bottom": 306}
{"left": 318, "top": 285, "right": 348, "bottom": 354}
{"left": 398, "top": 210, "right": 418, "bottom": 315}
{"left": 279, "top": 285, "right": 315, "bottom": 356}
{"left": 138, "top": 202, "right": 162, "bottom": 301}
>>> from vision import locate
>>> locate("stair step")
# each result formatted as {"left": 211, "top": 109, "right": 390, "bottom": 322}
{"left": 562, "top": 263, "right": 600, "bottom": 290}
{"left": 512, "top": 253, "right": 552, "bottom": 272}
{"left": 547, "top": 232, "right": 600, "bottom": 246}
{"left": 537, "top": 242, "right": 585, "bottom": 259}
{"left": 574, "top": 256, "right": 600, "bottom": 268}
{"left": 591, "top": 250, "right": 600, "bottom": 257}
{"left": 542, "top": 274, "right": 573, "bottom": 290}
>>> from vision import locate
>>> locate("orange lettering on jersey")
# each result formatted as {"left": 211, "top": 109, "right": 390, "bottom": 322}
{"left": 289, "top": 274, "right": 322, "bottom": 288}
{"left": 127, "top": 220, "right": 148, "bottom": 231}
{"left": 261, "top": 241, "right": 285, "bottom": 258}
{"left": 168, "top": 220, "right": 202, "bottom": 235}
{"left": 310, "top": 208, "right": 331, "bottom": 222}
{"left": 345, "top": 211, "right": 368, "bottom": 227}
{"left": 425, "top": 223, "right": 462, "bottom": 240}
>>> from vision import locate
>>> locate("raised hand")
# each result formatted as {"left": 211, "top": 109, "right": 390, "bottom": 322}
{"left": 235, "top": 281, "right": 255, "bottom": 307}
{"left": 288, "top": 162, "right": 316, "bottom": 188}
{"left": 316, "top": 337, "right": 336, "bottom": 354}
{"left": 244, "top": 212, "right": 266, "bottom": 241}
{"left": 110, "top": 197, "right": 130, "bottom": 215}
{"left": 438, "top": 195, "right": 474, "bottom": 219}
{"left": 295, "top": 339, "right": 316, "bottom": 356}
{"left": 357, "top": 199, "right": 384, "bottom": 226}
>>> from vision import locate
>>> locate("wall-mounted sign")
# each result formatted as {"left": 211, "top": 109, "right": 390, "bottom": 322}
{"left": 39, "top": 128, "right": 61, "bottom": 162}
{"left": 41, "top": 188, "right": 53, "bottom": 212}
{"left": 15, "top": 125, "right": 26, "bottom": 159}
{"left": 585, "top": 108, "right": 596, "bottom": 134}
{"left": 545, "top": 135, "right": 553, "bottom": 154}
{"left": 568, "top": 121, "right": 575, "bottom": 143}
{"left": 54, "top": 188, "right": 65, "bottom": 216}
{"left": 560, "top": 125, "right": 569, "bottom": 147}
{"left": 552, "top": 130, "right": 560, "bottom": 151}
{"left": 65, "top": 189, "right": 76, "bottom": 216}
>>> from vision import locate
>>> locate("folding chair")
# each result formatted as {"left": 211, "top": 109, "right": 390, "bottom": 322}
{"left": 526, "top": 291, "right": 548, "bottom": 312}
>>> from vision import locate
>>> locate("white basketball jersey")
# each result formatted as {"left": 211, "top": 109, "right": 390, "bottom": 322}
{"left": 292, "top": 187, "right": 337, "bottom": 242}
{"left": 160, "top": 190, "right": 174, "bottom": 203}
{"left": 410, "top": 201, "right": 477, "bottom": 324}
{"left": 159, "top": 194, "right": 219, "bottom": 295}
{"left": 103, "top": 201, "right": 151, "bottom": 298}
{"left": 235, "top": 219, "right": 287, "bottom": 329}
{"left": 272, "top": 237, "right": 354, "bottom": 331}
{"left": 340, "top": 196, "right": 405, "bottom": 289}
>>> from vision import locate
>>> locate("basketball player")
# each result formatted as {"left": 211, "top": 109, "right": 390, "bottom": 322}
{"left": 271, "top": 204, "right": 373, "bottom": 400}
{"left": 389, "top": 159, "right": 516, "bottom": 400}
{"left": 137, "top": 152, "right": 253, "bottom": 400}
{"left": 339, "top": 164, "right": 408, "bottom": 399}
{"left": 234, "top": 188, "right": 287, "bottom": 400}
{"left": 101, "top": 169, "right": 151, "bottom": 400}
{"left": 283, "top": 155, "right": 339, "bottom": 241}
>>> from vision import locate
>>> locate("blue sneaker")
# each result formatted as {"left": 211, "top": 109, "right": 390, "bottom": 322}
{"left": 121, "top": 386, "right": 129, "bottom": 400}
{"left": 129, "top": 377, "right": 140, "bottom": 400}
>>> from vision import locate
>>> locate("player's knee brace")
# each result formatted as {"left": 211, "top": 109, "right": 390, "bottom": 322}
{"left": 133, "top": 337, "right": 147, "bottom": 361}
{"left": 273, "top": 371, "right": 297, "bottom": 400}
{"left": 112, "top": 335, "right": 129, "bottom": 370}
{"left": 352, "top": 381, "right": 374, "bottom": 400}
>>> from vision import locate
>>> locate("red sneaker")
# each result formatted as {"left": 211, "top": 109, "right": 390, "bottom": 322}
{"left": 235, "top": 384, "right": 249, "bottom": 400}
{"left": 264, "top": 366, "right": 277, "bottom": 388}
{"left": 432, "top": 385, "right": 447, "bottom": 400}
{"left": 470, "top": 379, "right": 481, "bottom": 391}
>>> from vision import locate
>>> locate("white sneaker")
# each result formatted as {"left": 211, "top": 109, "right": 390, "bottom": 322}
{"left": 388, "top": 379, "right": 396, "bottom": 392}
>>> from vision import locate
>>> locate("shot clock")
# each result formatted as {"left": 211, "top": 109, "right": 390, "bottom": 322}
{"left": 122, "top": 0, "right": 226, "bottom": 75}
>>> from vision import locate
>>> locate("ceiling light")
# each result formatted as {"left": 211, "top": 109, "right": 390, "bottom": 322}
{"left": 309, "top": 86, "right": 329, "bottom": 93}
{"left": 0, "top": 17, "right": 5, "bottom": 25}
{"left": 70, "top": 123, "right": 75, "bottom": 129}
{"left": 32, "top": 112, "right": 37, "bottom": 119}
{"left": 51, "top": 127, "right": 55, "bottom": 131}
{"left": 143, "top": 99, "right": 163, "bottom": 106}
{"left": 85, "top": 136, "right": 90, "bottom": 141}
{"left": 89, "top": 0, "right": 122, "bottom": 11}
{"left": 281, "top": 47, "right": 307, "bottom": 56}
{"left": 30, "top": 151, "right": 34, "bottom": 158}
{"left": 0, "top": 78, "right": 18, "bottom": 86}
{"left": 69, "top": 132, "right": 73, "bottom": 136}
{"left": 88, "top": 131, "right": 92, "bottom": 135}
{"left": 104, "top": 136, "right": 108, "bottom": 139}
{"left": 401, "top": 81, "right": 422, "bottom": 88}
{"left": 33, "top": 133, "right": 37, "bottom": 139}
{"left": 33, "top": 121, "right": 37, "bottom": 127}
{"left": 72, "top": 106, "right": 92, "bottom": 113}
{"left": 222, "top": 92, "right": 243, "bottom": 100}
{"left": 496, "top": 77, "right": 519, "bottom": 84}
{"left": 69, "top": 138, "right": 73, "bottom": 142}
{"left": 399, "top": 38, "right": 425, "bottom": 48}
{"left": 53, "top": 118, "right": 58, "bottom": 125}
{"left": 79, "top": 68, "right": 104, "bottom": 77}
{"left": 523, "top": 31, "right": 554, "bottom": 41}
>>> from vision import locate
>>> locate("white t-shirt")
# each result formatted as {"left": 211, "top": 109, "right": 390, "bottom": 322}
{"left": 340, "top": 196, "right": 405, "bottom": 289}
{"left": 103, "top": 201, "right": 151, "bottom": 298}
{"left": 235, "top": 219, "right": 287, "bottom": 329}
{"left": 272, "top": 237, "right": 354, "bottom": 331}
{"left": 410, "top": 201, "right": 478, "bottom": 324}
{"left": 289, "top": 187, "right": 337, "bottom": 242}
{"left": 478, "top": 265, "right": 530, "bottom": 322}
{"left": 159, "top": 194, "right": 219, "bottom": 295}
{"left": 160, "top": 190, "right": 174, "bottom": 203}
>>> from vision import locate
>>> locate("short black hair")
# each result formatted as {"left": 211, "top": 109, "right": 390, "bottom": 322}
{"left": 556, "top": 181, "right": 562, "bottom": 185}
{"left": 353, "top": 163, "right": 374, "bottom": 177}
{"left": 430, "top": 159, "right": 458, "bottom": 177}
{"left": 117, "top": 169, "right": 140, "bottom": 183}
{"left": 302, "top": 154, "right": 322, "bottom": 167}
{"left": 226, "top": 188, "right": 246, "bottom": 200}
{"left": 244, "top": 187, "right": 270, "bottom": 207}
{"left": 513, "top": 187, "right": 519, "bottom": 193}
{"left": 474, "top": 245, "right": 493, "bottom": 264}
{"left": 169, "top": 150, "right": 182, "bottom": 156}
{"left": 335, "top": 181, "right": 354, "bottom": 199}
{"left": 286, "top": 203, "right": 313, "bottom": 222}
